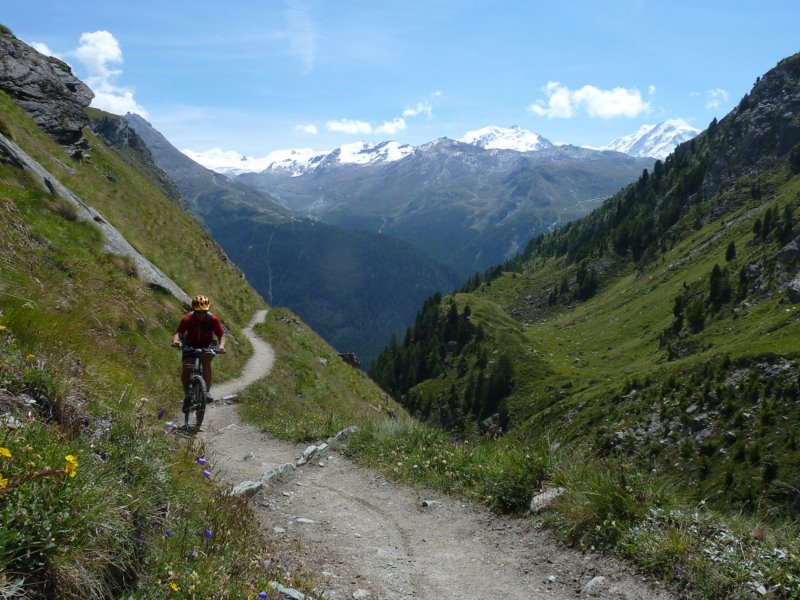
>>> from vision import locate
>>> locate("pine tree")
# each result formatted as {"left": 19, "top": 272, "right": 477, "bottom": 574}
{"left": 725, "top": 241, "right": 736, "bottom": 262}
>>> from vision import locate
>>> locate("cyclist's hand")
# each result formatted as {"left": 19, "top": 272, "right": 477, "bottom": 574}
{"left": 171, "top": 340, "right": 182, "bottom": 348}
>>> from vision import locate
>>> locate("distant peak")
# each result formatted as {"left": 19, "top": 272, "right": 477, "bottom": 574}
{"left": 460, "top": 125, "right": 554, "bottom": 152}
{"left": 602, "top": 119, "right": 701, "bottom": 160}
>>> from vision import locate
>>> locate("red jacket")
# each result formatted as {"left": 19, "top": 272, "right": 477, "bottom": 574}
{"left": 176, "top": 312, "right": 224, "bottom": 346}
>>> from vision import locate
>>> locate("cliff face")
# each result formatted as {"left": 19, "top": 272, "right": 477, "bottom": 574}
{"left": 700, "top": 53, "right": 800, "bottom": 197}
{"left": 0, "top": 27, "right": 94, "bottom": 157}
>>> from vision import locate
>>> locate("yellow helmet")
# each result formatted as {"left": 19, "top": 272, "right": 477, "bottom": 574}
{"left": 191, "top": 295, "right": 210, "bottom": 311}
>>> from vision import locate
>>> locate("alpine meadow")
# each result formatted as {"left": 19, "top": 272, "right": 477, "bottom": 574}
{"left": 2, "top": 15, "right": 800, "bottom": 600}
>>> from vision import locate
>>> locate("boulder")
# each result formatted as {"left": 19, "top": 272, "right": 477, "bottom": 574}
{"left": 529, "top": 484, "right": 566, "bottom": 513}
{"left": 580, "top": 575, "right": 608, "bottom": 596}
{"left": 788, "top": 272, "right": 800, "bottom": 303}
{"left": 228, "top": 480, "right": 263, "bottom": 498}
{"left": 778, "top": 238, "right": 800, "bottom": 263}
{"left": 268, "top": 581, "right": 306, "bottom": 600}
{"left": 296, "top": 443, "right": 328, "bottom": 466}
{"left": 327, "top": 426, "right": 358, "bottom": 446}
{"left": 226, "top": 463, "right": 295, "bottom": 497}
{"left": 261, "top": 463, "right": 296, "bottom": 485}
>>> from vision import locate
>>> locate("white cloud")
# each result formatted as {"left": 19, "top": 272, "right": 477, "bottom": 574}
{"left": 326, "top": 119, "right": 373, "bottom": 134}
{"left": 529, "top": 81, "right": 574, "bottom": 118}
{"left": 325, "top": 93, "right": 435, "bottom": 138}
{"left": 30, "top": 42, "right": 59, "bottom": 59}
{"left": 705, "top": 88, "right": 729, "bottom": 110}
{"left": 72, "top": 30, "right": 148, "bottom": 117}
{"left": 93, "top": 90, "right": 147, "bottom": 117}
{"left": 648, "top": 84, "right": 656, "bottom": 96}
{"left": 528, "top": 81, "right": 651, "bottom": 119}
{"left": 74, "top": 31, "right": 122, "bottom": 79}
{"left": 285, "top": 0, "right": 317, "bottom": 74}
{"left": 403, "top": 101, "right": 432, "bottom": 118}
{"left": 376, "top": 118, "right": 406, "bottom": 135}
{"left": 296, "top": 123, "right": 318, "bottom": 134}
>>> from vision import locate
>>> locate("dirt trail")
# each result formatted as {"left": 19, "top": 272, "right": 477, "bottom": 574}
{"left": 199, "top": 311, "right": 676, "bottom": 600}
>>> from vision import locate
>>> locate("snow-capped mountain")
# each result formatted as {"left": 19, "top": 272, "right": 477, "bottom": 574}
{"left": 183, "top": 140, "right": 414, "bottom": 177}
{"left": 459, "top": 125, "right": 554, "bottom": 152}
{"left": 181, "top": 147, "right": 327, "bottom": 177}
{"left": 184, "top": 120, "right": 694, "bottom": 179}
{"left": 602, "top": 119, "right": 700, "bottom": 160}
{"left": 184, "top": 126, "right": 554, "bottom": 177}
{"left": 332, "top": 140, "right": 415, "bottom": 165}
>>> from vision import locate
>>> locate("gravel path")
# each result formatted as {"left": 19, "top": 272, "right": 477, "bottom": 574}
{"left": 199, "top": 311, "right": 677, "bottom": 600}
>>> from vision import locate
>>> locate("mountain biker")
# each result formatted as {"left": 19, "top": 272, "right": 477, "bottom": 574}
{"left": 171, "top": 295, "right": 226, "bottom": 403}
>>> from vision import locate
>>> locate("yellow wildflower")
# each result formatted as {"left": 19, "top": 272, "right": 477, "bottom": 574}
{"left": 0, "top": 474, "right": 8, "bottom": 489}
{"left": 0, "top": 447, "right": 11, "bottom": 459}
{"left": 170, "top": 582, "right": 179, "bottom": 592}
{"left": 64, "top": 455, "right": 78, "bottom": 478}
{"left": 25, "top": 354, "right": 34, "bottom": 361}
{"left": 0, "top": 324, "right": 6, "bottom": 332}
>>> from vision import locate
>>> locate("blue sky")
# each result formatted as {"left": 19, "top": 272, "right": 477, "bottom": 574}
{"left": 3, "top": 1, "right": 799, "bottom": 157}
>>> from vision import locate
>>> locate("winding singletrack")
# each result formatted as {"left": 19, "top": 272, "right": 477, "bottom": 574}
{"left": 199, "top": 310, "right": 676, "bottom": 600}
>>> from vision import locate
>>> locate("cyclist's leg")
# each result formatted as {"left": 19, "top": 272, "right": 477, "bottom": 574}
{"left": 181, "top": 355, "right": 193, "bottom": 410}
{"left": 200, "top": 354, "right": 213, "bottom": 393}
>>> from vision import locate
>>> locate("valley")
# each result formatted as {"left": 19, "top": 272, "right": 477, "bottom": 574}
{"left": 1, "top": 20, "right": 800, "bottom": 600}
{"left": 124, "top": 115, "right": 662, "bottom": 366}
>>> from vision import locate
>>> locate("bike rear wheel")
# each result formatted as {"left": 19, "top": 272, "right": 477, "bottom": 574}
{"left": 185, "top": 375, "right": 207, "bottom": 429}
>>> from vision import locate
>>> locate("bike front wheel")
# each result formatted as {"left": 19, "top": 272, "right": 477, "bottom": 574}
{"left": 185, "top": 375, "right": 207, "bottom": 429}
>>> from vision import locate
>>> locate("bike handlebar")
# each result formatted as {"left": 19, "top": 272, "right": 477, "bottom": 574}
{"left": 174, "top": 344, "right": 221, "bottom": 355}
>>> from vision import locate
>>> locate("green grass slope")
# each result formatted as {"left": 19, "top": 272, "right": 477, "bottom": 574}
{"left": 367, "top": 54, "right": 800, "bottom": 597}
{"left": 0, "top": 81, "right": 398, "bottom": 596}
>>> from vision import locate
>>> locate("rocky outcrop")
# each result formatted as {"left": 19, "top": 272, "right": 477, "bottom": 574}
{"left": 701, "top": 53, "right": 800, "bottom": 197}
{"left": 0, "top": 28, "right": 94, "bottom": 157}
{"left": 90, "top": 114, "right": 151, "bottom": 156}
{"left": 89, "top": 114, "right": 184, "bottom": 203}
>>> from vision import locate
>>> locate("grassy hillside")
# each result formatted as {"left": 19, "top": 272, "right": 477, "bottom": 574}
{"left": 0, "top": 52, "right": 413, "bottom": 593}
{"left": 239, "top": 306, "right": 403, "bottom": 441}
{"left": 367, "top": 54, "right": 800, "bottom": 597}
{"left": 0, "top": 84, "right": 331, "bottom": 596}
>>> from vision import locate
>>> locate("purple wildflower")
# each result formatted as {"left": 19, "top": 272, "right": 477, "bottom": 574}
{"left": 157, "top": 409, "right": 164, "bottom": 420}
{"left": 204, "top": 528, "right": 213, "bottom": 539}
{"left": 166, "top": 529, "right": 174, "bottom": 538}
{"left": 259, "top": 592, "right": 268, "bottom": 599}
{"left": 202, "top": 469, "right": 211, "bottom": 478}
{"left": 675, "top": 564, "right": 685, "bottom": 575}
{"left": 196, "top": 457, "right": 206, "bottom": 466}
{"left": 187, "top": 549, "right": 197, "bottom": 559}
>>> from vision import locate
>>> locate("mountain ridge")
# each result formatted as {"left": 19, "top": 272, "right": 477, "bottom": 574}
{"left": 236, "top": 137, "right": 654, "bottom": 277}
{"left": 184, "top": 120, "right": 697, "bottom": 176}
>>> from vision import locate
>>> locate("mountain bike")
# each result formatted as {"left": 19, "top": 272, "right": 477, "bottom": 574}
{"left": 178, "top": 345, "right": 217, "bottom": 430}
